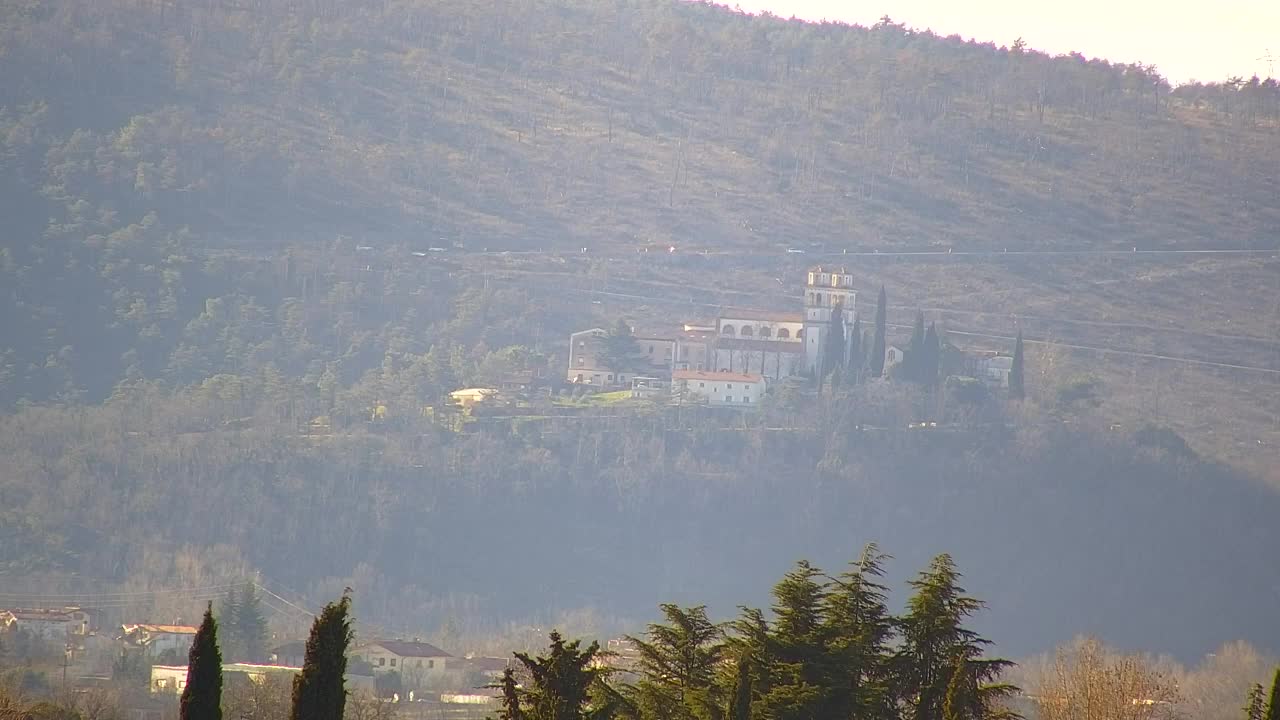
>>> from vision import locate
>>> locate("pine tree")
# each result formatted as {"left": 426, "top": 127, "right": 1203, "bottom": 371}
{"left": 233, "top": 584, "right": 269, "bottom": 664}
{"left": 1245, "top": 682, "right": 1266, "bottom": 720}
{"left": 218, "top": 588, "right": 243, "bottom": 662}
{"left": 896, "top": 555, "right": 1015, "bottom": 720}
{"left": 1009, "top": 332, "right": 1025, "bottom": 400}
{"left": 601, "top": 319, "right": 643, "bottom": 375}
{"left": 871, "top": 287, "right": 887, "bottom": 377}
{"left": 181, "top": 604, "right": 223, "bottom": 720}
{"left": 513, "top": 631, "right": 610, "bottom": 720}
{"left": 822, "top": 544, "right": 896, "bottom": 720}
{"left": 625, "top": 605, "right": 724, "bottom": 720}
{"left": 290, "top": 594, "right": 353, "bottom": 720}
{"left": 1264, "top": 667, "right": 1280, "bottom": 720}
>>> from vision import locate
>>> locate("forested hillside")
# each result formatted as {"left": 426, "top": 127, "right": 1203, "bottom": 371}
{"left": 1, "top": 0, "right": 1279, "bottom": 666}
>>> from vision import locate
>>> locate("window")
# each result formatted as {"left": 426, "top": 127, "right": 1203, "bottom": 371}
{"left": 577, "top": 357, "right": 585, "bottom": 366}
{"left": 607, "top": 374, "right": 614, "bottom": 381}
{"left": 178, "top": 681, "right": 186, "bottom": 689}
{"left": 721, "top": 325, "right": 736, "bottom": 336}
{"left": 428, "top": 660, "right": 435, "bottom": 669}
{"left": 759, "top": 327, "right": 771, "bottom": 338}
{"left": 727, "top": 384, "right": 733, "bottom": 389}
{"left": 741, "top": 326, "right": 753, "bottom": 337}
{"left": 417, "top": 660, "right": 423, "bottom": 668}
{"left": 648, "top": 344, "right": 654, "bottom": 353}
{"left": 578, "top": 341, "right": 585, "bottom": 347}
{"left": 778, "top": 328, "right": 790, "bottom": 339}
{"left": 390, "top": 658, "right": 397, "bottom": 667}
{"left": 699, "top": 382, "right": 705, "bottom": 388}
{"left": 379, "top": 658, "right": 386, "bottom": 667}
{"left": 744, "top": 396, "right": 751, "bottom": 403}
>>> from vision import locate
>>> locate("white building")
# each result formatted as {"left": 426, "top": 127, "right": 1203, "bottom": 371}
{"left": 802, "top": 267, "right": 856, "bottom": 375}
{"left": 672, "top": 371, "right": 766, "bottom": 408}
{"left": 355, "top": 640, "right": 456, "bottom": 691}
{"left": 150, "top": 663, "right": 375, "bottom": 695}
{"left": 0, "top": 608, "right": 91, "bottom": 641}
{"left": 121, "top": 624, "right": 198, "bottom": 657}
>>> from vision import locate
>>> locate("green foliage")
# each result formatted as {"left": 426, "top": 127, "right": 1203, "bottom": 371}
{"left": 601, "top": 321, "right": 645, "bottom": 374}
{"left": 823, "top": 303, "right": 847, "bottom": 383}
{"left": 896, "top": 555, "right": 1015, "bottom": 720}
{"left": 181, "top": 604, "right": 223, "bottom": 720}
{"left": 1008, "top": 334, "right": 1025, "bottom": 401}
{"left": 220, "top": 583, "right": 269, "bottom": 663}
{"left": 512, "top": 631, "right": 612, "bottom": 720}
{"left": 872, "top": 288, "right": 888, "bottom": 378}
{"left": 291, "top": 594, "right": 354, "bottom": 720}
{"left": 497, "top": 668, "right": 525, "bottom": 720}
{"left": 1264, "top": 667, "right": 1280, "bottom": 720}
{"left": 1245, "top": 682, "right": 1266, "bottom": 720}
{"left": 625, "top": 605, "right": 725, "bottom": 720}
{"left": 726, "top": 657, "right": 751, "bottom": 720}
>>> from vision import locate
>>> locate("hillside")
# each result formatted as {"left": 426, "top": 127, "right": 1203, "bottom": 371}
{"left": 1, "top": 0, "right": 1278, "bottom": 475}
{"left": 1, "top": 0, "right": 1280, "bottom": 664}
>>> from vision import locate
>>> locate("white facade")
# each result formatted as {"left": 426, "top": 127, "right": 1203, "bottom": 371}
{"left": 122, "top": 624, "right": 198, "bottom": 657}
{"left": 803, "top": 267, "right": 856, "bottom": 374}
{"left": 672, "top": 371, "right": 766, "bottom": 408}
{"left": 151, "top": 664, "right": 375, "bottom": 695}
{"left": 0, "top": 609, "right": 89, "bottom": 641}
{"left": 355, "top": 640, "right": 455, "bottom": 691}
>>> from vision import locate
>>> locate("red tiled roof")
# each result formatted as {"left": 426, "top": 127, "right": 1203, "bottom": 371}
{"left": 673, "top": 370, "right": 765, "bottom": 384}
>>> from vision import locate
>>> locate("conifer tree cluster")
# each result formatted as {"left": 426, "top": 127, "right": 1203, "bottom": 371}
{"left": 219, "top": 582, "right": 269, "bottom": 663}
{"left": 507, "top": 545, "right": 1017, "bottom": 720}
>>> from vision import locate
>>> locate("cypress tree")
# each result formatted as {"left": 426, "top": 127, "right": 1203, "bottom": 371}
{"left": 1009, "top": 332, "right": 1025, "bottom": 400}
{"left": 907, "top": 312, "right": 926, "bottom": 383}
{"left": 824, "top": 303, "right": 846, "bottom": 383}
{"left": 923, "top": 323, "right": 940, "bottom": 387}
{"left": 290, "top": 594, "right": 353, "bottom": 720}
{"left": 1245, "top": 682, "right": 1266, "bottom": 720}
{"left": 848, "top": 315, "right": 863, "bottom": 382}
{"left": 727, "top": 656, "right": 752, "bottom": 720}
{"left": 181, "top": 604, "right": 223, "bottom": 720}
{"left": 871, "top": 287, "right": 887, "bottom": 377}
{"left": 1264, "top": 667, "right": 1280, "bottom": 720}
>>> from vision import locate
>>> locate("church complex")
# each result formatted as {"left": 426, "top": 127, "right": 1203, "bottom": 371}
{"left": 567, "top": 266, "right": 861, "bottom": 393}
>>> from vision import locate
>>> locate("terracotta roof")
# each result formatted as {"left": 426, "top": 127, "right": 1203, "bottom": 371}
{"left": 3, "top": 609, "right": 78, "bottom": 622}
{"left": 368, "top": 640, "right": 452, "bottom": 658}
{"left": 126, "top": 624, "right": 198, "bottom": 634}
{"left": 718, "top": 310, "right": 803, "bottom": 323}
{"left": 673, "top": 370, "right": 765, "bottom": 384}
{"left": 715, "top": 338, "right": 803, "bottom": 353}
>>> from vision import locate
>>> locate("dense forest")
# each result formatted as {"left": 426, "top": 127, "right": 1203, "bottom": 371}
{"left": 2, "top": 0, "right": 1279, "bottom": 688}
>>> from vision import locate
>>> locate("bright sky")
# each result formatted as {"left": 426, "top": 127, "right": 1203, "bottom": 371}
{"left": 729, "top": 0, "right": 1280, "bottom": 85}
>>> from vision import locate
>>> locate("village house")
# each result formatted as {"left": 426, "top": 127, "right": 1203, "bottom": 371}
{"left": 672, "top": 370, "right": 766, "bottom": 408}
{"left": 150, "top": 663, "right": 375, "bottom": 695}
{"left": 355, "top": 640, "right": 457, "bottom": 691}
{"left": 121, "top": 624, "right": 198, "bottom": 657}
{"left": 0, "top": 607, "right": 92, "bottom": 641}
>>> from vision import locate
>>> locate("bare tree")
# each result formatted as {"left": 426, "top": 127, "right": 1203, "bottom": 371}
{"left": 1032, "top": 636, "right": 1181, "bottom": 720}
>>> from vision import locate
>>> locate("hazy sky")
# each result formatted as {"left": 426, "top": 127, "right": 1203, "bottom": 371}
{"left": 730, "top": 1, "right": 1279, "bottom": 84}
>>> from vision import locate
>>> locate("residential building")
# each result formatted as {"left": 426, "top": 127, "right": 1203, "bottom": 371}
{"left": 121, "top": 624, "right": 198, "bottom": 657}
{"left": 449, "top": 387, "right": 499, "bottom": 408}
{"left": 355, "top": 640, "right": 456, "bottom": 691}
{"left": 150, "top": 663, "right": 374, "bottom": 695}
{"left": 268, "top": 641, "right": 306, "bottom": 667}
{"left": 0, "top": 607, "right": 92, "bottom": 640}
{"left": 672, "top": 371, "right": 766, "bottom": 408}
{"left": 567, "top": 327, "right": 676, "bottom": 387}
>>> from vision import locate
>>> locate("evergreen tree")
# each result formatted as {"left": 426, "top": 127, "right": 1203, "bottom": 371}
{"left": 181, "top": 604, "right": 223, "bottom": 720}
{"left": 896, "top": 555, "right": 1015, "bottom": 720}
{"left": 1009, "top": 332, "right": 1025, "bottom": 400}
{"left": 823, "top": 303, "right": 846, "bottom": 383}
{"left": 758, "top": 562, "right": 835, "bottom": 720}
{"left": 625, "top": 605, "right": 725, "bottom": 720}
{"left": 906, "top": 312, "right": 926, "bottom": 383}
{"left": 218, "top": 588, "right": 243, "bottom": 661}
{"left": 923, "top": 323, "right": 941, "bottom": 387}
{"left": 232, "top": 584, "right": 269, "bottom": 663}
{"left": 847, "top": 315, "right": 863, "bottom": 382}
{"left": 727, "top": 656, "right": 751, "bottom": 720}
{"left": 291, "top": 594, "right": 353, "bottom": 720}
{"left": 514, "top": 631, "right": 611, "bottom": 720}
{"left": 1245, "top": 682, "right": 1266, "bottom": 720}
{"left": 871, "top": 287, "right": 887, "bottom": 377}
{"left": 822, "top": 544, "right": 896, "bottom": 720}
{"left": 1264, "top": 667, "right": 1280, "bottom": 720}
{"left": 601, "top": 320, "right": 644, "bottom": 375}
{"left": 497, "top": 668, "right": 525, "bottom": 720}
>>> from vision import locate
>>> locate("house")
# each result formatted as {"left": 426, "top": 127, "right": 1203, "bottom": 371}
{"left": 884, "top": 345, "right": 906, "bottom": 370}
{"left": 449, "top": 387, "right": 499, "bottom": 409}
{"left": 672, "top": 370, "right": 766, "bottom": 408}
{"left": 0, "top": 607, "right": 92, "bottom": 640}
{"left": 355, "top": 640, "right": 455, "bottom": 690}
{"left": 121, "top": 624, "right": 198, "bottom": 657}
{"left": 268, "top": 641, "right": 306, "bottom": 667}
{"left": 567, "top": 327, "right": 676, "bottom": 388}
{"left": 971, "top": 353, "right": 1013, "bottom": 387}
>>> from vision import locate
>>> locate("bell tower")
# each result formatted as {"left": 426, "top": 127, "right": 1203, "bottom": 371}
{"left": 803, "top": 266, "right": 856, "bottom": 374}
